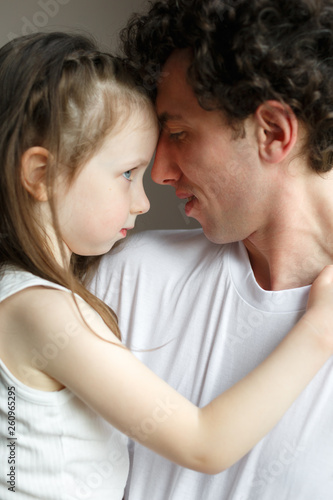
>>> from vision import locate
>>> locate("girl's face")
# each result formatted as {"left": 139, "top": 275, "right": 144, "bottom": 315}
{"left": 56, "top": 107, "right": 158, "bottom": 258}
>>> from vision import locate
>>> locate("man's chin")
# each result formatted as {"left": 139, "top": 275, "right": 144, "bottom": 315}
{"left": 202, "top": 225, "right": 238, "bottom": 245}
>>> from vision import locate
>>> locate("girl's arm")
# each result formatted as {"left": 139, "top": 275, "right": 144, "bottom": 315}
{"left": 12, "top": 265, "right": 333, "bottom": 473}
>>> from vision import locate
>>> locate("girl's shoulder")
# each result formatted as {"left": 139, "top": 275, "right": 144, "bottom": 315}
{"left": 0, "top": 279, "right": 77, "bottom": 391}
{"left": 0, "top": 265, "right": 70, "bottom": 302}
{"left": 0, "top": 268, "right": 111, "bottom": 391}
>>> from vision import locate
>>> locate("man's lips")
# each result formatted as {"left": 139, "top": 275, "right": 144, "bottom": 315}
{"left": 184, "top": 197, "right": 196, "bottom": 216}
{"left": 175, "top": 191, "right": 197, "bottom": 216}
{"left": 176, "top": 191, "right": 196, "bottom": 200}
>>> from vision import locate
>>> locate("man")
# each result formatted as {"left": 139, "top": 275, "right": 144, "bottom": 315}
{"left": 90, "top": 1, "right": 333, "bottom": 498}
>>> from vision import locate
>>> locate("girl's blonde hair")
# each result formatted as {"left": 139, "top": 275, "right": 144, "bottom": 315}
{"left": 0, "top": 32, "right": 153, "bottom": 340}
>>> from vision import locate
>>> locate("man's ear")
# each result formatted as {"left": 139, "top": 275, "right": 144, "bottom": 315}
{"left": 255, "top": 101, "right": 298, "bottom": 164}
{"left": 20, "top": 147, "right": 49, "bottom": 201}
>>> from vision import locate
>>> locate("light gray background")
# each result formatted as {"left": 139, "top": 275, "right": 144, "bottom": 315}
{"left": 0, "top": 0, "right": 200, "bottom": 231}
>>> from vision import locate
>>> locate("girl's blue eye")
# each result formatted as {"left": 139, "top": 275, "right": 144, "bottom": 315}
{"left": 123, "top": 170, "right": 132, "bottom": 181}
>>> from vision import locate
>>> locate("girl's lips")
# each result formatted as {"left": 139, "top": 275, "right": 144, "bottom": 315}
{"left": 120, "top": 227, "right": 134, "bottom": 237}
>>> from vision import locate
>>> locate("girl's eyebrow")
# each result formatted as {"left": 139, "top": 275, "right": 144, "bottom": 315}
{"left": 123, "top": 159, "right": 150, "bottom": 169}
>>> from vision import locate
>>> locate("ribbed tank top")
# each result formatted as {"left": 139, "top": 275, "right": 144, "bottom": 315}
{"left": 0, "top": 266, "right": 129, "bottom": 499}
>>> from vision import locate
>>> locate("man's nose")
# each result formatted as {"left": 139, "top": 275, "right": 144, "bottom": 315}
{"left": 151, "top": 136, "right": 181, "bottom": 186}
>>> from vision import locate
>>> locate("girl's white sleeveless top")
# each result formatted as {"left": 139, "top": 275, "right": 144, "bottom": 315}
{"left": 0, "top": 266, "right": 129, "bottom": 500}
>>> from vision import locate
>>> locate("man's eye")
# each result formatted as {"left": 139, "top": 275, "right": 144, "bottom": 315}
{"left": 170, "top": 131, "right": 186, "bottom": 141}
{"left": 123, "top": 170, "right": 132, "bottom": 181}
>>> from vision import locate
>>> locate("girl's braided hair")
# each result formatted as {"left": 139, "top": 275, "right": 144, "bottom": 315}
{"left": 0, "top": 32, "right": 152, "bottom": 339}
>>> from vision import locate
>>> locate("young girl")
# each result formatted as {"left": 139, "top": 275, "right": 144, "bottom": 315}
{"left": 0, "top": 32, "right": 332, "bottom": 499}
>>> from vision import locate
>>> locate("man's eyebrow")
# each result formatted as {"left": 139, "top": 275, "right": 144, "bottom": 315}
{"left": 158, "top": 112, "right": 183, "bottom": 127}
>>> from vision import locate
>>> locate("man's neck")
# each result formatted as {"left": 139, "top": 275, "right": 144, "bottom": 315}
{"left": 244, "top": 237, "right": 332, "bottom": 291}
{"left": 243, "top": 172, "right": 333, "bottom": 291}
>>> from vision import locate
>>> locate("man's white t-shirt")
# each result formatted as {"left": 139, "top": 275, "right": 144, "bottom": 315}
{"left": 91, "top": 229, "right": 333, "bottom": 500}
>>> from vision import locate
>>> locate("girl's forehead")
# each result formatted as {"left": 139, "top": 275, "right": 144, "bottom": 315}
{"left": 118, "top": 102, "right": 158, "bottom": 132}
{"left": 98, "top": 105, "right": 158, "bottom": 149}
{"left": 131, "top": 100, "right": 157, "bottom": 122}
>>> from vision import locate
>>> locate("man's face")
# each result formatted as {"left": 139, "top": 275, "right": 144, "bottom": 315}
{"left": 153, "top": 50, "right": 275, "bottom": 244}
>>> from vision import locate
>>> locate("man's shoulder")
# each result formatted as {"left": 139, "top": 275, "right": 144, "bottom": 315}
{"left": 91, "top": 229, "right": 232, "bottom": 296}
{"left": 119, "top": 228, "right": 208, "bottom": 248}
{"left": 103, "top": 229, "right": 226, "bottom": 266}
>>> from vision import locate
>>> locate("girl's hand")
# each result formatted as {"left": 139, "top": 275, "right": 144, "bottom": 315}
{"left": 304, "top": 265, "right": 333, "bottom": 354}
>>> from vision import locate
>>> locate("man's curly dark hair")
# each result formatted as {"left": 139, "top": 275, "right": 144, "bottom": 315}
{"left": 121, "top": 0, "right": 333, "bottom": 172}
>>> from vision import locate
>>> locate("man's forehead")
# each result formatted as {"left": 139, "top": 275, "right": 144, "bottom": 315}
{"left": 163, "top": 48, "right": 192, "bottom": 71}
{"left": 156, "top": 50, "right": 197, "bottom": 119}
{"left": 157, "top": 49, "right": 192, "bottom": 91}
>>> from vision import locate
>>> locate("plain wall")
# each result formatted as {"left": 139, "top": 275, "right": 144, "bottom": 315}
{"left": 0, "top": 0, "right": 200, "bottom": 232}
